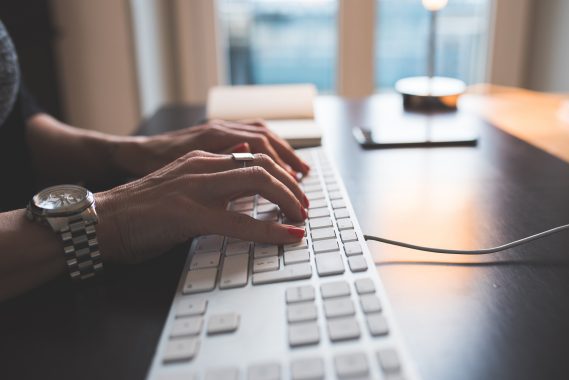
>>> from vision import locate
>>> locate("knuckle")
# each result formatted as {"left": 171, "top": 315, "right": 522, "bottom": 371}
{"left": 186, "top": 150, "right": 207, "bottom": 158}
{"left": 249, "top": 166, "right": 271, "bottom": 183}
{"left": 254, "top": 153, "right": 273, "bottom": 166}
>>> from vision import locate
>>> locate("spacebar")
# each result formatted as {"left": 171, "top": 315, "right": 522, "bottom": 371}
{"left": 252, "top": 263, "right": 312, "bottom": 285}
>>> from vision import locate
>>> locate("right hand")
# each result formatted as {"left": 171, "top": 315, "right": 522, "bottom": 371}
{"left": 95, "top": 151, "right": 308, "bottom": 264}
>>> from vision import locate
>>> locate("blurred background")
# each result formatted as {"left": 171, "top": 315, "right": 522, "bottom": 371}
{"left": 0, "top": 0, "right": 567, "bottom": 134}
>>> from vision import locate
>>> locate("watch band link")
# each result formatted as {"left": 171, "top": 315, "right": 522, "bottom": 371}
{"left": 60, "top": 217, "right": 103, "bottom": 281}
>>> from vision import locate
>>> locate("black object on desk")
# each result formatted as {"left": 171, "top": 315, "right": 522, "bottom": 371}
{"left": 352, "top": 95, "right": 478, "bottom": 148}
{"left": 2, "top": 94, "right": 569, "bottom": 380}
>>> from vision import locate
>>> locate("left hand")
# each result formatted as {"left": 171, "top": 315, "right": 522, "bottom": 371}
{"left": 113, "top": 119, "right": 310, "bottom": 180}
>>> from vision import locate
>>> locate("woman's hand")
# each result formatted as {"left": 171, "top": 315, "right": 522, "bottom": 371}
{"left": 114, "top": 119, "right": 310, "bottom": 181}
{"left": 95, "top": 151, "right": 308, "bottom": 264}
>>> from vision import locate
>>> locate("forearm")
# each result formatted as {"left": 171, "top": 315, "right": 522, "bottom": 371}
{"left": 25, "top": 113, "right": 144, "bottom": 187}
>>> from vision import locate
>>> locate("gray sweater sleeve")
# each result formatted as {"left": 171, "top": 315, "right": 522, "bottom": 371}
{"left": 0, "top": 19, "right": 21, "bottom": 127}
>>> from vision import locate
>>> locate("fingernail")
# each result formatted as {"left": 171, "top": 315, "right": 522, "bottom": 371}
{"left": 231, "top": 142, "right": 249, "bottom": 153}
{"left": 300, "top": 206, "right": 307, "bottom": 219}
{"left": 303, "top": 194, "right": 310, "bottom": 208}
{"left": 287, "top": 226, "right": 305, "bottom": 239}
{"left": 301, "top": 162, "right": 310, "bottom": 174}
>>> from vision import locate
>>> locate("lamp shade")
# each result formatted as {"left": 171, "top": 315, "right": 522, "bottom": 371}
{"left": 421, "top": 0, "right": 448, "bottom": 11}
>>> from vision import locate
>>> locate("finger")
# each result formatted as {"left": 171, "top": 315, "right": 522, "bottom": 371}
{"left": 205, "top": 208, "right": 305, "bottom": 244}
{"left": 182, "top": 154, "right": 308, "bottom": 207}
{"left": 220, "top": 121, "right": 310, "bottom": 174}
{"left": 203, "top": 125, "right": 297, "bottom": 178}
{"left": 219, "top": 142, "right": 250, "bottom": 155}
{"left": 199, "top": 167, "right": 307, "bottom": 222}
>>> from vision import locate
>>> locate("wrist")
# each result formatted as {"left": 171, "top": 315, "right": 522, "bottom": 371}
{"left": 94, "top": 191, "right": 126, "bottom": 264}
{"left": 108, "top": 135, "right": 153, "bottom": 179}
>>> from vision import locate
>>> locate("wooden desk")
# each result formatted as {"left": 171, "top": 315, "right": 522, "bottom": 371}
{"left": 2, "top": 93, "right": 569, "bottom": 380}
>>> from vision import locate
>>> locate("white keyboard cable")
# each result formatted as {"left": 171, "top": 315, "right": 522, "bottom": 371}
{"left": 364, "top": 223, "right": 569, "bottom": 255}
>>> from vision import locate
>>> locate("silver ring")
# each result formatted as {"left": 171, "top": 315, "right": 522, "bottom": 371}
{"left": 232, "top": 152, "right": 255, "bottom": 168}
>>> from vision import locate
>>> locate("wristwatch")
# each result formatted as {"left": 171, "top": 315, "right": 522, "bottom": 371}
{"left": 26, "top": 184, "right": 103, "bottom": 281}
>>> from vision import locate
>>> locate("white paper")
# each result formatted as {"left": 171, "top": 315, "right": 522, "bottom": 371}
{"left": 206, "top": 84, "right": 321, "bottom": 147}
{"left": 207, "top": 84, "right": 316, "bottom": 120}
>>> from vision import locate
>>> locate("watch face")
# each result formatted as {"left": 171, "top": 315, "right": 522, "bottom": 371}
{"left": 33, "top": 185, "right": 93, "bottom": 215}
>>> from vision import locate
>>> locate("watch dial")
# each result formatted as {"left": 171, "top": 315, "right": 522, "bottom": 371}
{"left": 35, "top": 185, "right": 89, "bottom": 211}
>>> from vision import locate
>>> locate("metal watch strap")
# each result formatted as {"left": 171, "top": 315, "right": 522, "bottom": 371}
{"left": 60, "top": 217, "right": 103, "bottom": 281}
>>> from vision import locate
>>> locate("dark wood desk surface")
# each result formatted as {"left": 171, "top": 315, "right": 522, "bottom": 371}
{"left": 2, "top": 95, "right": 569, "bottom": 380}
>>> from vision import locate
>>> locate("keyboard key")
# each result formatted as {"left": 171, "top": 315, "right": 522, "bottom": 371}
{"left": 328, "top": 190, "right": 342, "bottom": 200}
{"left": 287, "top": 302, "right": 318, "bottom": 323}
{"left": 323, "top": 297, "right": 355, "bottom": 318}
{"left": 170, "top": 316, "right": 204, "bottom": 337}
{"left": 225, "top": 241, "right": 251, "bottom": 256}
{"left": 327, "top": 184, "right": 340, "bottom": 192}
{"left": 331, "top": 200, "right": 346, "bottom": 209}
{"left": 231, "top": 202, "right": 254, "bottom": 212}
{"left": 219, "top": 254, "right": 249, "bottom": 289}
{"left": 257, "top": 197, "right": 272, "bottom": 206}
{"left": 248, "top": 363, "right": 281, "bottom": 380}
{"left": 253, "top": 256, "right": 279, "bottom": 273}
{"left": 205, "top": 368, "right": 239, "bottom": 380}
{"left": 253, "top": 263, "right": 312, "bottom": 285}
{"left": 303, "top": 184, "right": 322, "bottom": 193}
{"left": 257, "top": 211, "right": 279, "bottom": 222}
{"left": 183, "top": 268, "right": 217, "bottom": 294}
{"left": 233, "top": 196, "right": 254, "bottom": 204}
{"left": 348, "top": 255, "right": 368, "bottom": 272}
{"left": 254, "top": 244, "right": 279, "bottom": 258}
{"left": 284, "top": 239, "right": 308, "bottom": 252}
{"left": 355, "top": 278, "right": 375, "bottom": 294}
{"left": 163, "top": 337, "right": 200, "bottom": 363}
{"left": 286, "top": 285, "right": 315, "bottom": 303}
{"left": 257, "top": 203, "right": 279, "bottom": 214}
{"left": 207, "top": 313, "right": 240, "bottom": 335}
{"left": 343, "top": 241, "right": 363, "bottom": 256}
{"left": 315, "top": 252, "right": 345, "bottom": 276}
{"left": 334, "top": 209, "right": 350, "bottom": 219}
{"left": 308, "top": 199, "right": 327, "bottom": 210}
{"left": 291, "top": 357, "right": 324, "bottom": 380}
{"left": 334, "top": 352, "right": 369, "bottom": 379}
{"left": 360, "top": 294, "right": 382, "bottom": 313}
{"left": 327, "top": 317, "right": 361, "bottom": 342}
{"left": 367, "top": 314, "right": 389, "bottom": 336}
{"left": 194, "top": 235, "right": 224, "bottom": 253}
{"left": 320, "top": 281, "right": 350, "bottom": 298}
{"left": 284, "top": 249, "right": 310, "bottom": 265}
{"left": 311, "top": 227, "right": 335, "bottom": 241}
{"left": 308, "top": 208, "right": 329, "bottom": 219}
{"left": 377, "top": 349, "right": 401, "bottom": 373}
{"left": 176, "top": 298, "right": 207, "bottom": 317}
{"left": 336, "top": 219, "right": 353, "bottom": 230}
{"left": 309, "top": 217, "right": 333, "bottom": 229}
{"left": 340, "top": 230, "right": 358, "bottom": 242}
{"left": 190, "top": 251, "right": 221, "bottom": 270}
{"left": 313, "top": 239, "right": 338, "bottom": 254}
{"left": 288, "top": 322, "right": 320, "bottom": 347}
{"left": 306, "top": 191, "right": 325, "bottom": 201}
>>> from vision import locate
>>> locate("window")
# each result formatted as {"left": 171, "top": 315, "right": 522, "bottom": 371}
{"left": 217, "top": 0, "right": 493, "bottom": 96}
{"left": 218, "top": 0, "right": 338, "bottom": 92}
{"left": 375, "top": 0, "right": 491, "bottom": 89}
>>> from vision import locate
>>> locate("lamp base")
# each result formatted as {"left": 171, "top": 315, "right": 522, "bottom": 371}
{"left": 395, "top": 76, "right": 466, "bottom": 110}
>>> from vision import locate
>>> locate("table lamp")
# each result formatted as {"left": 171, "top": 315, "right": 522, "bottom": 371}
{"left": 395, "top": 0, "right": 466, "bottom": 110}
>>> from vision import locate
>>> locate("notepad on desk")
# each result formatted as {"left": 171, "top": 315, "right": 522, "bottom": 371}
{"left": 206, "top": 84, "right": 322, "bottom": 148}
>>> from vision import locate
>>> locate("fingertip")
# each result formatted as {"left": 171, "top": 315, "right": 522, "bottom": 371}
{"left": 286, "top": 226, "right": 305, "bottom": 239}
{"left": 231, "top": 142, "right": 250, "bottom": 153}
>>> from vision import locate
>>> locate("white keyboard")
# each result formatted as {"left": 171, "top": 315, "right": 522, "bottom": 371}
{"left": 147, "top": 148, "right": 419, "bottom": 380}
